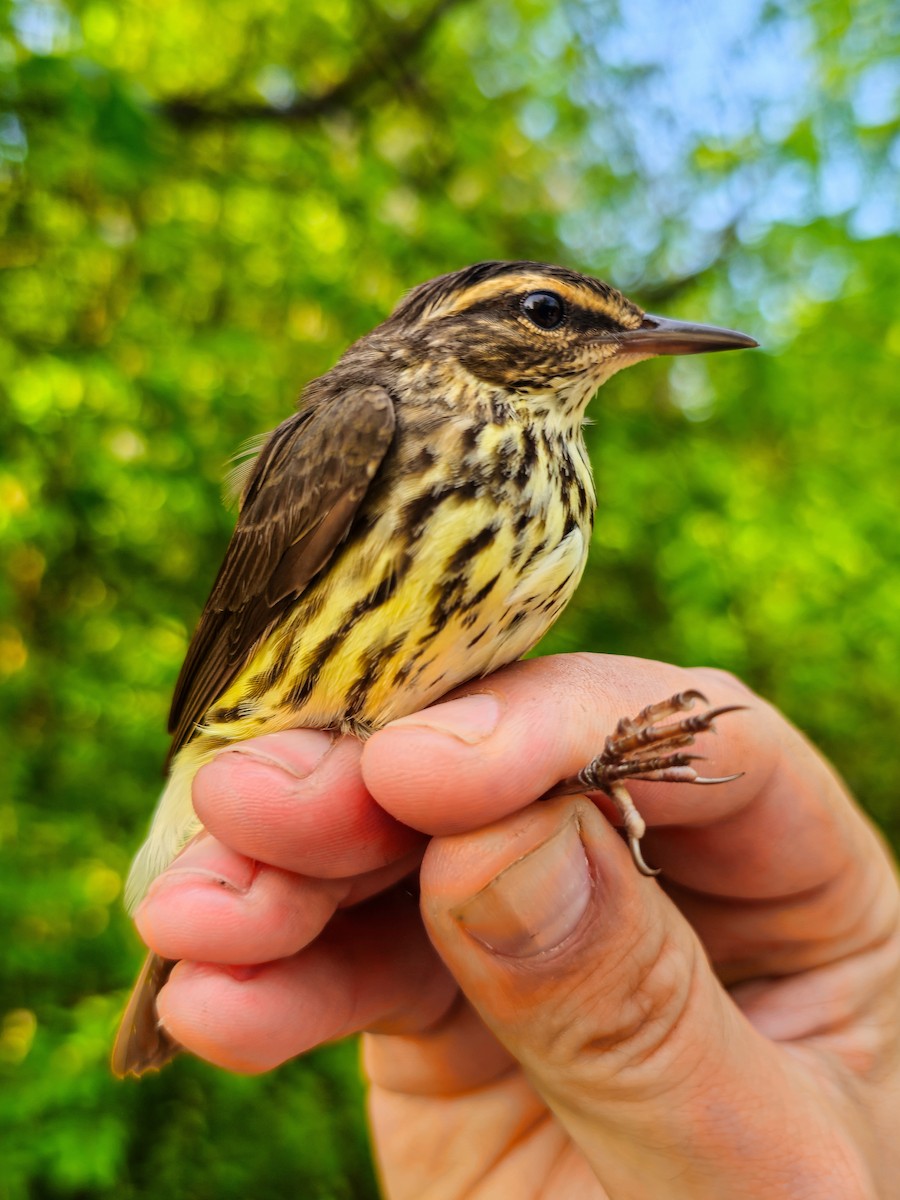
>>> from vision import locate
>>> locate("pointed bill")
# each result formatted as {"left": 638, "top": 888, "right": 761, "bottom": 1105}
{"left": 619, "top": 314, "right": 759, "bottom": 356}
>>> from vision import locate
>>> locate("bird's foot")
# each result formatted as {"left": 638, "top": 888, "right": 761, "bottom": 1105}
{"left": 544, "top": 690, "right": 745, "bottom": 876}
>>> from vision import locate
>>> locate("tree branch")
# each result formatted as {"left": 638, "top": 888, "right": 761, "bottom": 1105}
{"left": 160, "top": 0, "right": 467, "bottom": 127}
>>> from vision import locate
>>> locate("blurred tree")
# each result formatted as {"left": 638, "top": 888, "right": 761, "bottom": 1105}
{"left": 0, "top": 0, "right": 897, "bottom": 1195}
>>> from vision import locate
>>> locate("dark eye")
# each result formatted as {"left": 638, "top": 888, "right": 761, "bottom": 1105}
{"left": 521, "top": 291, "right": 566, "bottom": 330}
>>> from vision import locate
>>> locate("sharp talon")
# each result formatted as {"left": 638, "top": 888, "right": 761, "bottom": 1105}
{"left": 705, "top": 704, "right": 749, "bottom": 721}
{"left": 629, "top": 835, "right": 660, "bottom": 877}
{"left": 692, "top": 771, "right": 744, "bottom": 785}
{"left": 546, "top": 691, "right": 745, "bottom": 878}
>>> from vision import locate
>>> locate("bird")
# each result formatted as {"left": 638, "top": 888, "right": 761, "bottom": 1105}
{"left": 112, "top": 260, "right": 757, "bottom": 1077}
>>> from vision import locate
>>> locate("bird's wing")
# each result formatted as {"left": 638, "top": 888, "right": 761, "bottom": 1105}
{"left": 166, "top": 384, "right": 396, "bottom": 760}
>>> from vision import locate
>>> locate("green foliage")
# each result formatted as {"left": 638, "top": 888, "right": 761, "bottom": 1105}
{"left": 1, "top": 0, "right": 897, "bottom": 1194}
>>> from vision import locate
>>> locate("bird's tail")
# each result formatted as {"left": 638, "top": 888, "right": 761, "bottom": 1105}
{"left": 111, "top": 951, "right": 181, "bottom": 1077}
{"left": 115, "top": 744, "right": 213, "bottom": 1078}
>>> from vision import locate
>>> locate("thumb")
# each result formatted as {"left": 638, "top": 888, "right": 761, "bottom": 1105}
{"left": 420, "top": 797, "right": 837, "bottom": 1200}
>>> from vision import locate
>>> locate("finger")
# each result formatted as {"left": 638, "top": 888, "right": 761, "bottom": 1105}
{"left": 364, "top": 1001, "right": 552, "bottom": 1200}
{"left": 419, "top": 796, "right": 856, "bottom": 1199}
{"left": 362, "top": 654, "right": 891, "bottom": 975}
{"left": 364, "top": 995, "right": 515, "bottom": 1098}
{"left": 155, "top": 888, "right": 456, "bottom": 1074}
{"left": 193, "top": 729, "right": 424, "bottom": 879}
{"left": 133, "top": 832, "right": 424, "bottom": 965}
{"left": 363, "top": 655, "right": 753, "bottom": 838}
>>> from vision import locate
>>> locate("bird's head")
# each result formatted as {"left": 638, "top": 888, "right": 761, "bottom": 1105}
{"left": 383, "top": 261, "right": 757, "bottom": 415}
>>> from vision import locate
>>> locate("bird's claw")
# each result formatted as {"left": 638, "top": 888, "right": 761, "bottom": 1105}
{"left": 544, "top": 690, "right": 744, "bottom": 874}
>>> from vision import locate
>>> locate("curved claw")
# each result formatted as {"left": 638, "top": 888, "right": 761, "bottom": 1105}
{"left": 700, "top": 703, "right": 749, "bottom": 723}
{"left": 628, "top": 834, "right": 660, "bottom": 877}
{"left": 691, "top": 771, "right": 745, "bottom": 785}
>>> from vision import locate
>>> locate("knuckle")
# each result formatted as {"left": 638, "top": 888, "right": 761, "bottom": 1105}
{"left": 535, "top": 922, "right": 703, "bottom": 1097}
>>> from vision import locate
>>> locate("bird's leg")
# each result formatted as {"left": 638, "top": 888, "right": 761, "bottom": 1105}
{"left": 544, "top": 690, "right": 745, "bottom": 876}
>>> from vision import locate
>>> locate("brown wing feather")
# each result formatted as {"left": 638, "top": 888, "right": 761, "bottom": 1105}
{"left": 166, "top": 385, "right": 396, "bottom": 761}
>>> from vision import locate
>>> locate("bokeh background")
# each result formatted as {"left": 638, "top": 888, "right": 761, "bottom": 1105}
{"left": 1, "top": 0, "right": 898, "bottom": 1195}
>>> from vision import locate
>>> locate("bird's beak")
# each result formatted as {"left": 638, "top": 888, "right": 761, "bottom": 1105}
{"left": 618, "top": 314, "right": 759, "bottom": 356}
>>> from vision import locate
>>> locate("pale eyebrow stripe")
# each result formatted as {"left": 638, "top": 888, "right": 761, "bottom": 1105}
{"left": 428, "top": 276, "right": 608, "bottom": 319}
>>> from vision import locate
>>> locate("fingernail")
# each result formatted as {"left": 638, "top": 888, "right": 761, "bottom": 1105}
{"left": 218, "top": 729, "right": 334, "bottom": 779}
{"left": 452, "top": 812, "right": 592, "bottom": 957}
{"left": 388, "top": 693, "right": 503, "bottom": 745}
{"left": 143, "top": 838, "right": 258, "bottom": 899}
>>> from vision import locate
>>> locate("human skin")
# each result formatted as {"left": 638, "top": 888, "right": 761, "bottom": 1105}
{"left": 132, "top": 655, "right": 900, "bottom": 1199}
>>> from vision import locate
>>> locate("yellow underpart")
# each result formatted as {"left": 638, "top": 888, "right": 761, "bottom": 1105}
{"left": 206, "top": 487, "right": 586, "bottom": 738}
{"left": 126, "top": 406, "right": 596, "bottom": 908}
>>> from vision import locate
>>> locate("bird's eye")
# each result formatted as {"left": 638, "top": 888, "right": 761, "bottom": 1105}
{"left": 521, "top": 291, "right": 566, "bottom": 330}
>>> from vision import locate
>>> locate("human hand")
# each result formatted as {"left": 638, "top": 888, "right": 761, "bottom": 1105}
{"left": 133, "top": 655, "right": 900, "bottom": 1199}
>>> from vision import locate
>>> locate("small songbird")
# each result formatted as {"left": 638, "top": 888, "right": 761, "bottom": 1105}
{"left": 113, "top": 261, "right": 757, "bottom": 1076}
